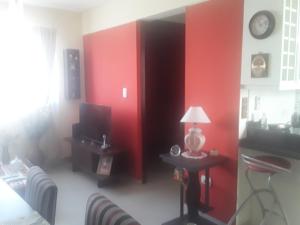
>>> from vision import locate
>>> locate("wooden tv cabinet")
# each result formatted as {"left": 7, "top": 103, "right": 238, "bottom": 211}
{"left": 65, "top": 137, "right": 127, "bottom": 187}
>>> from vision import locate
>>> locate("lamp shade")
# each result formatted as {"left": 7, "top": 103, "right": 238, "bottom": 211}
{"left": 180, "top": 106, "right": 211, "bottom": 123}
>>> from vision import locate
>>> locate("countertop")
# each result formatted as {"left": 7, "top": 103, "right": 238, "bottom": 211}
{"left": 239, "top": 127, "right": 300, "bottom": 160}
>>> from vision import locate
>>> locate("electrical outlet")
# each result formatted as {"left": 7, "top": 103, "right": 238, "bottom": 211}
{"left": 200, "top": 175, "right": 212, "bottom": 187}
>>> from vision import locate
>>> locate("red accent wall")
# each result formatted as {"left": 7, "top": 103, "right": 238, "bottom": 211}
{"left": 83, "top": 22, "right": 143, "bottom": 179}
{"left": 185, "top": 0, "right": 243, "bottom": 221}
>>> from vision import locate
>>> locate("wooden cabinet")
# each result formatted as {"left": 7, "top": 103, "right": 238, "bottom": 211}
{"left": 66, "top": 138, "right": 127, "bottom": 187}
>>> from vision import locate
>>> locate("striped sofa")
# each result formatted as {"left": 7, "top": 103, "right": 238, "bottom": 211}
{"left": 25, "top": 166, "right": 57, "bottom": 225}
{"left": 85, "top": 193, "right": 141, "bottom": 225}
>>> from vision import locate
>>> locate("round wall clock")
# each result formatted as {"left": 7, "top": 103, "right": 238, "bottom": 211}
{"left": 249, "top": 10, "right": 275, "bottom": 39}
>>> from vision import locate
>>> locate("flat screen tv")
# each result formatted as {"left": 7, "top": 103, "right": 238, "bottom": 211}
{"left": 79, "top": 103, "right": 111, "bottom": 142}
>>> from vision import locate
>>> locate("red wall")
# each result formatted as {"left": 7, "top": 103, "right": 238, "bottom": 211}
{"left": 83, "top": 22, "right": 143, "bottom": 179}
{"left": 185, "top": 0, "right": 243, "bottom": 221}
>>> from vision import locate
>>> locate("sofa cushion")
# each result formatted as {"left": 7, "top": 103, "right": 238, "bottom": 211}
{"left": 85, "top": 193, "right": 140, "bottom": 225}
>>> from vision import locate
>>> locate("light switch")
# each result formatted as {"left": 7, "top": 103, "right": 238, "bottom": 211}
{"left": 122, "top": 88, "right": 127, "bottom": 98}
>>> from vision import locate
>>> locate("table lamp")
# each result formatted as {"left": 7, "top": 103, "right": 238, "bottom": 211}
{"left": 180, "top": 106, "right": 211, "bottom": 157}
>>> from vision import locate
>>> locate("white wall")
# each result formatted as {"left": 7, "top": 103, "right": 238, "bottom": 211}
{"left": 81, "top": 0, "right": 207, "bottom": 34}
{"left": 240, "top": 0, "right": 283, "bottom": 87}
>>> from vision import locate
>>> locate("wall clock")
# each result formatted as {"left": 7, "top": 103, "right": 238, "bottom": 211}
{"left": 249, "top": 10, "right": 275, "bottom": 39}
{"left": 251, "top": 53, "right": 269, "bottom": 78}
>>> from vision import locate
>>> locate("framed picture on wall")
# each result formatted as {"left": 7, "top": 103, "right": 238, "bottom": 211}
{"left": 251, "top": 53, "right": 269, "bottom": 78}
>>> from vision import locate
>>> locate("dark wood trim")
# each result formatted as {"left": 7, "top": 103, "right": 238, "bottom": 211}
{"left": 139, "top": 20, "right": 147, "bottom": 184}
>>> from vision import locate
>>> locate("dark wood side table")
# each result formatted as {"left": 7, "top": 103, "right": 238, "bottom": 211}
{"left": 65, "top": 137, "right": 127, "bottom": 187}
{"left": 160, "top": 153, "right": 227, "bottom": 225}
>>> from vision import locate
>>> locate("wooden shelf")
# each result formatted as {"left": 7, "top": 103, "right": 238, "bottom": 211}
{"left": 65, "top": 137, "right": 127, "bottom": 187}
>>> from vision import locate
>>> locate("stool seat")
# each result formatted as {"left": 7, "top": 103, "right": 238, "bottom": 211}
{"left": 242, "top": 155, "right": 291, "bottom": 174}
{"left": 228, "top": 154, "right": 291, "bottom": 225}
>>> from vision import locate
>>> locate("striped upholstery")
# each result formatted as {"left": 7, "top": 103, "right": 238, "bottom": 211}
{"left": 85, "top": 193, "right": 140, "bottom": 225}
{"left": 25, "top": 166, "right": 57, "bottom": 225}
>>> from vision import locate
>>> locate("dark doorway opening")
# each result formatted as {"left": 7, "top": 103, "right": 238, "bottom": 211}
{"left": 141, "top": 17, "right": 185, "bottom": 181}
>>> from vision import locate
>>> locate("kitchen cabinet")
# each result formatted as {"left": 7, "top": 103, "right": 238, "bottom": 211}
{"left": 279, "top": 0, "right": 300, "bottom": 90}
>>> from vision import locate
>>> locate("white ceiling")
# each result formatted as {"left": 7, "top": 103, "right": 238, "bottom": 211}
{"left": 0, "top": 0, "right": 108, "bottom": 12}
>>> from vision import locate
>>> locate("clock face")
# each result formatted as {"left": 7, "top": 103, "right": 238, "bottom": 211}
{"left": 251, "top": 14, "right": 270, "bottom": 36}
{"left": 249, "top": 11, "right": 275, "bottom": 39}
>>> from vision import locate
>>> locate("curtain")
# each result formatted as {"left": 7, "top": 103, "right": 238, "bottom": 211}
{"left": 0, "top": 6, "right": 58, "bottom": 124}
{"left": 0, "top": 2, "right": 61, "bottom": 167}
{"left": 34, "top": 27, "right": 58, "bottom": 106}
{"left": 20, "top": 27, "right": 61, "bottom": 167}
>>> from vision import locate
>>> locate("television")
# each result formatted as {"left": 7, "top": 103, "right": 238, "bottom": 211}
{"left": 79, "top": 103, "right": 111, "bottom": 142}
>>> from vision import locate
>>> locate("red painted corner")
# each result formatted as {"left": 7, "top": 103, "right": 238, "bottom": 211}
{"left": 83, "top": 22, "right": 143, "bottom": 180}
{"left": 185, "top": 0, "right": 244, "bottom": 221}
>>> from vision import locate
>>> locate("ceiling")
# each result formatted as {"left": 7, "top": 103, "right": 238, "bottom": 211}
{"left": 0, "top": 0, "right": 107, "bottom": 12}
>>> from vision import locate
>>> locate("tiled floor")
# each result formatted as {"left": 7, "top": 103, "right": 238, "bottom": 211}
{"left": 48, "top": 160, "right": 180, "bottom": 225}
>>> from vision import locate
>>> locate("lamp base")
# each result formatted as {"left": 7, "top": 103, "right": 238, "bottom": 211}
{"left": 182, "top": 151, "right": 207, "bottom": 159}
{"left": 184, "top": 127, "right": 205, "bottom": 153}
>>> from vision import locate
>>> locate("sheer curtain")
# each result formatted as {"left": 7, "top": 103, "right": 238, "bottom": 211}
{"left": 0, "top": 2, "right": 58, "bottom": 124}
{"left": 0, "top": 1, "right": 61, "bottom": 166}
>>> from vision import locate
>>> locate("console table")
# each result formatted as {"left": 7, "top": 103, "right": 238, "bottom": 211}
{"left": 65, "top": 137, "right": 127, "bottom": 187}
{"left": 160, "top": 153, "right": 227, "bottom": 225}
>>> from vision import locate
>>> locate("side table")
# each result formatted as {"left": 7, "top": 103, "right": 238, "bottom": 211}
{"left": 65, "top": 137, "right": 127, "bottom": 187}
{"left": 160, "top": 153, "right": 227, "bottom": 225}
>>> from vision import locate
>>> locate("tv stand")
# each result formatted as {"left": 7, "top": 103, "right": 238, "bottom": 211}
{"left": 65, "top": 137, "right": 127, "bottom": 187}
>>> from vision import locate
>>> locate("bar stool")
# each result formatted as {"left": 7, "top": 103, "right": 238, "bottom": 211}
{"left": 228, "top": 154, "right": 291, "bottom": 225}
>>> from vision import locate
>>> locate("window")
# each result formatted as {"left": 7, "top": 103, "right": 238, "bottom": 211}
{"left": 0, "top": 3, "right": 57, "bottom": 127}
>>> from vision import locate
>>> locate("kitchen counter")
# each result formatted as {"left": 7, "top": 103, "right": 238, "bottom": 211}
{"left": 239, "top": 127, "right": 300, "bottom": 160}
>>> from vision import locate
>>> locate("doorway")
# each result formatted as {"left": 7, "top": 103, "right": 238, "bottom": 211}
{"left": 141, "top": 15, "right": 185, "bottom": 181}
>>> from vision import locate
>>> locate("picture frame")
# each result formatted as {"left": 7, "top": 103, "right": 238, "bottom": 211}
{"left": 251, "top": 53, "right": 269, "bottom": 78}
{"left": 97, "top": 156, "right": 113, "bottom": 176}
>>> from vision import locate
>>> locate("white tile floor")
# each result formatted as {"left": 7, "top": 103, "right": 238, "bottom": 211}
{"left": 48, "top": 161, "right": 180, "bottom": 225}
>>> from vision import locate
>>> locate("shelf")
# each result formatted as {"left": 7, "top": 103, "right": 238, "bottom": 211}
{"left": 66, "top": 137, "right": 128, "bottom": 187}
